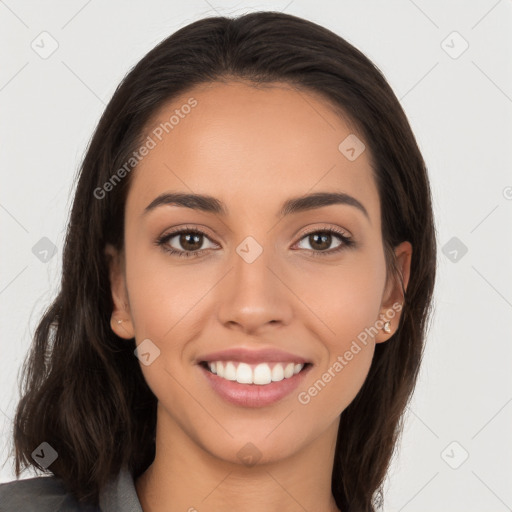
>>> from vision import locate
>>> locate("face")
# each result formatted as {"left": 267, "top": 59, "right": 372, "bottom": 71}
{"left": 106, "top": 80, "right": 412, "bottom": 465}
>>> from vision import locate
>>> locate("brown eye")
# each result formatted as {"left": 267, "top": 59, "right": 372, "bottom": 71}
{"left": 305, "top": 232, "right": 338, "bottom": 251}
{"left": 177, "top": 232, "right": 203, "bottom": 251}
{"left": 296, "top": 229, "right": 350, "bottom": 253}
{"left": 156, "top": 228, "right": 218, "bottom": 258}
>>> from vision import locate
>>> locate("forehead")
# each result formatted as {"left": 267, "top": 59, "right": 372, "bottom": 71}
{"left": 126, "top": 80, "right": 379, "bottom": 224}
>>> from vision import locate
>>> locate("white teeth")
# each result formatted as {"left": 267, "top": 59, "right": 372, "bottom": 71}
{"left": 253, "top": 363, "right": 272, "bottom": 385}
{"left": 271, "top": 364, "right": 284, "bottom": 382}
{"left": 206, "top": 361, "right": 305, "bottom": 385}
{"left": 224, "top": 361, "right": 237, "bottom": 381}
{"left": 236, "top": 363, "right": 253, "bottom": 384}
{"left": 283, "top": 363, "right": 294, "bottom": 378}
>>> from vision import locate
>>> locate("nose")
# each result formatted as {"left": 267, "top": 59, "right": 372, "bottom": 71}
{"left": 216, "top": 237, "right": 293, "bottom": 334}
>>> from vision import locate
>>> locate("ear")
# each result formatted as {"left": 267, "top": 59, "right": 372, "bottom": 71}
{"left": 374, "top": 241, "right": 412, "bottom": 343}
{"left": 104, "top": 243, "right": 135, "bottom": 339}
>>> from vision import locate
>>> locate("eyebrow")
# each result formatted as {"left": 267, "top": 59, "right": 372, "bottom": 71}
{"left": 143, "top": 191, "right": 370, "bottom": 222}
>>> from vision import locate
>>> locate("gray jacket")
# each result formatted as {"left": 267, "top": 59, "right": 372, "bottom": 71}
{"left": 0, "top": 466, "right": 143, "bottom": 511}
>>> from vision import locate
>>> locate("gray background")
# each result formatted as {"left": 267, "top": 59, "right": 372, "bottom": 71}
{"left": 1, "top": 1, "right": 511, "bottom": 510}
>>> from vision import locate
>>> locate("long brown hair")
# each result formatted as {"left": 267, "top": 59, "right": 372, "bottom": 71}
{"left": 6, "top": 11, "right": 437, "bottom": 511}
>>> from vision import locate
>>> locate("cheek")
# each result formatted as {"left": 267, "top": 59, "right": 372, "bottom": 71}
{"left": 124, "top": 240, "right": 214, "bottom": 338}
{"left": 295, "top": 264, "right": 384, "bottom": 419}
{"left": 297, "top": 341, "right": 375, "bottom": 430}
{"left": 291, "top": 251, "right": 385, "bottom": 412}
{"left": 330, "top": 269, "right": 385, "bottom": 347}
{"left": 290, "top": 250, "right": 387, "bottom": 347}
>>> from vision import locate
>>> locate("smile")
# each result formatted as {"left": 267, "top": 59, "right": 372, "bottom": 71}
{"left": 198, "top": 361, "right": 312, "bottom": 408}
{"left": 202, "top": 360, "right": 306, "bottom": 385}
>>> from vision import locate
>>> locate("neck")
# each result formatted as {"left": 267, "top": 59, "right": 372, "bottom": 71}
{"left": 135, "top": 404, "right": 341, "bottom": 512}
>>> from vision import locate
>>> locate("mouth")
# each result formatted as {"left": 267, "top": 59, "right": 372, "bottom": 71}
{"left": 198, "top": 359, "right": 313, "bottom": 408}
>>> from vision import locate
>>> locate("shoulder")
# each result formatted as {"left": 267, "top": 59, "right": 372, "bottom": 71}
{"left": 0, "top": 475, "right": 98, "bottom": 511}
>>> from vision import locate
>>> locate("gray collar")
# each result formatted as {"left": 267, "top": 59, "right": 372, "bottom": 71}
{"left": 98, "top": 466, "right": 144, "bottom": 512}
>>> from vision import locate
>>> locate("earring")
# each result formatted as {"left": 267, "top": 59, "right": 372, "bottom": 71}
{"left": 383, "top": 321, "right": 391, "bottom": 333}
{"left": 111, "top": 316, "right": 124, "bottom": 327}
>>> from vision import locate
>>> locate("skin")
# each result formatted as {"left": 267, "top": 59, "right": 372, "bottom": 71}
{"left": 105, "top": 80, "right": 412, "bottom": 512}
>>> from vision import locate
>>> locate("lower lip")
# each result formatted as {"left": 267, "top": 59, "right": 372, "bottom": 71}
{"left": 199, "top": 363, "right": 312, "bottom": 408}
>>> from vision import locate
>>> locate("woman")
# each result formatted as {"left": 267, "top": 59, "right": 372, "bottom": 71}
{"left": 0, "top": 10, "right": 436, "bottom": 512}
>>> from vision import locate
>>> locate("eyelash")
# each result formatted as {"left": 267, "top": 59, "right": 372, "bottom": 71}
{"left": 155, "top": 225, "right": 355, "bottom": 259}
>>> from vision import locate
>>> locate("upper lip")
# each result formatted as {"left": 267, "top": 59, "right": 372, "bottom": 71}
{"left": 196, "top": 347, "right": 311, "bottom": 365}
